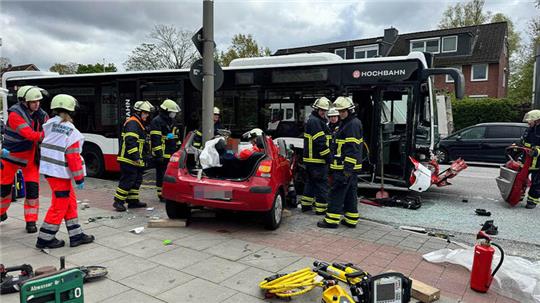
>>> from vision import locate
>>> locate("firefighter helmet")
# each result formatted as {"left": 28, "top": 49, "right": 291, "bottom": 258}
{"left": 134, "top": 101, "right": 154, "bottom": 112}
{"left": 327, "top": 107, "right": 339, "bottom": 117}
{"left": 160, "top": 99, "right": 180, "bottom": 112}
{"left": 214, "top": 107, "right": 221, "bottom": 115}
{"left": 523, "top": 110, "right": 540, "bottom": 123}
{"left": 312, "top": 97, "right": 331, "bottom": 111}
{"left": 243, "top": 128, "right": 264, "bottom": 140}
{"left": 51, "top": 94, "right": 77, "bottom": 111}
{"left": 17, "top": 86, "right": 43, "bottom": 102}
{"left": 333, "top": 96, "right": 355, "bottom": 111}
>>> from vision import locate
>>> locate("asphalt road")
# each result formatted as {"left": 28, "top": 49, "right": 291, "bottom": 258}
{"left": 359, "top": 164, "right": 540, "bottom": 260}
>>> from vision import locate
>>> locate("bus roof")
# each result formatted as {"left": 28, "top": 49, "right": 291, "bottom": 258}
{"left": 3, "top": 52, "right": 429, "bottom": 83}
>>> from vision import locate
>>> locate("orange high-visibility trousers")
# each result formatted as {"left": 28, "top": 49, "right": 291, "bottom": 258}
{"left": 0, "top": 157, "right": 40, "bottom": 222}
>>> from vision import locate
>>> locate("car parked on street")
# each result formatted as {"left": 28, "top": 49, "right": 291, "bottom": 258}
{"left": 437, "top": 122, "right": 528, "bottom": 164}
{"left": 161, "top": 132, "right": 294, "bottom": 230}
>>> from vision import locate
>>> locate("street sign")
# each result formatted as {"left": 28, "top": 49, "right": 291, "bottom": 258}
{"left": 191, "top": 27, "right": 204, "bottom": 56}
{"left": 189, "top": 59, "right": 224, "bottom": 91}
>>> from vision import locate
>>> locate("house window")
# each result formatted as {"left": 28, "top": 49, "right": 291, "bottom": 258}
{"left": 354, "top": 44, "right": 378, "bottom": 59}
{"left": 442, "top": 36, "right": 458, "bottom": 53}
{"left": 334, "top": 48, "right": 346, "bottom": 59}
{"left": 471, "top": 64, "right": 489, "bottom": 81}
{"left": 409, "top": 38, "right": 440, "bottom": 53}
{"left": 446, "top": 66, "right": 461, "bottom": 83}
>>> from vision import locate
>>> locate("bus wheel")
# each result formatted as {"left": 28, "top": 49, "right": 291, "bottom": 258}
{"left": 82, "top": 144, "right": 104, "bottom": 178}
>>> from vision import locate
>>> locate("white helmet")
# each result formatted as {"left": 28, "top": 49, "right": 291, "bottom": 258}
{"left": 333, "top": 96, "right": 355, "bottom": 111}
{"left": 214, "top": 107, "right": 221, "bottom": 115}
{"left": 17, "top": 86, "right": 43, "bottom": 102}
{"left": 242, "top": 128, "right": 264, "bottom": 140}
{"left": 523, "top": 110, "right": 540, "bottom": 123}
{"left": 134, "top": 101, "right": 154, "bottom": 112}
{"left": 312, "top": 97, "right": 331, "bottom": 111}
{"left": 327, "top": 107, "right": 339, "bottom": 117}
{"left": 160, "top": 99, "right": 180, "bottom": 112}
{"left": 51, "top": 94, "right": 77, "bottom": 112}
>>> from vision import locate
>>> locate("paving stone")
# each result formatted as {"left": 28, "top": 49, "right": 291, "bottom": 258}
{"left": 100, "top": 289, "right": 165, "bottom": 303}
{"left": 100, "top": 254, "right": 159, "bottom": 281}
{"left": 0, "top": 292, "right": 19, "bottom": 303}
{"left": 83, "top": 278, "right": 130, "bottom": 302}
{"left": 221, "top": 266, "right": 273, "bottom": 298}
{"left": 221, "top": 292, "right": 266, "bottom": 303}
{"left": 120, "top": 238, "right": 178, "bottom": 258}
{"left": 120, "top": 265, "right": 194, "bottom": 296}
{"left": 240, "top": 255, "right": 301, "bottom": 272}
{"left": 149, "top": 246, "right": 212, "bottom": 270}
{"left": 278, "top": 256, "right": 318, "bottom": 274}
{"left": 95, "top": 231, "right": 146, "bottom": 248}
{"left": 78, "top": 225, "right": 123, "bottom": 239}
{"left": 0, "top": 243, "right": 43, "bottom": 263}
{"left": 176, "top": 233, "right": 231, "bottom": 251}
{"left": 182, "top": 256, "right": 248, "bottom": 283}
{"left": 157, "top": 278, "right": 236, "bottom": 303}
{"left": 145, "top": 227, "right": 198, "bottom": 241}
{"left": 66, "top": 246, "right": 127, "bottom": 265}
{"left": 204, "top": 239, "right": 266, "bottom": 261}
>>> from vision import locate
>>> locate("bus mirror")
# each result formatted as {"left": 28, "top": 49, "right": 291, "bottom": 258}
{"left": 421, "top": 68, "right": 465, "bottom": 99}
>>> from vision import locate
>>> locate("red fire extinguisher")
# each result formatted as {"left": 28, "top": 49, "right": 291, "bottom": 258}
{"left": 470, "top": 231, "right": 505, "bottom": 292}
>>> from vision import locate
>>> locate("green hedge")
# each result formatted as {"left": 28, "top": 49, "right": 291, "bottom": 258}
{"left": 451, "top": 97, "right": 531, "bottom": 131}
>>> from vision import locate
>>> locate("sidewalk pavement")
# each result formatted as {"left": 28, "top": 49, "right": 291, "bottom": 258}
{"left": 0, "top": 178, "right": 519, "bottom": 303}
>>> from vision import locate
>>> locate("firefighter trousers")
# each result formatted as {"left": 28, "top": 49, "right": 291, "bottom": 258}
{"left": 301, "top": 163, "right": 328, "bottom": 214}
{"left": 114, "top": 163, "right": 144, "bottom": 205}
{"left": 0, "top": 159, "right": 40, "bottom": 222}
{"left": 528, "top": 170, "right": 540, "bottom": 205}
{"left": 155, "top": 158, "right": 170, "bottom": 199}
{"left": 324, "top": 173, "right": 360, "bottom": 227}
{"left": 36, "top": 177, "right": 84, "bottom": 246}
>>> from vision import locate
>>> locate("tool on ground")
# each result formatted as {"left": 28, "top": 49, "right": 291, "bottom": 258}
{"left": 0, "top": 256, "right": 107, "bottom": 296}
{"left": 376, "top": 125, "right": 389, "bottom": 199}
{"left": 20, "top": 268, "right": 84, "bottom": 303}
{"left": 360, "top": 196, "right": 421, "bottom": 210}
{"left": 480, "top": 220, "right": 498, "bottom": 235}
{"left": 0, "top": 264, "right": 34, "bottom": 294}
{"left": 475, "top": 209, "right": 491, "bottom": 216}
{"left": 470, "top": 231, "right": 505, "bottom": 293}
{"left": 259, "top": 260, "right": 411, "bottom": 303}
{"left": 496, "top": 146, "right": 532, "bottom": 206}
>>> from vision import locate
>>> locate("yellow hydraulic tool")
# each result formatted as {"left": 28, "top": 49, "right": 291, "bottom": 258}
{"left": 259, "top": 267, "right": 322, "bottom": 298}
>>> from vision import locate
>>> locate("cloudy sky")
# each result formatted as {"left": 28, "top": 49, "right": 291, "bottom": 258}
{"left": 1, "top": 0, "right": 538, "bottom": 71}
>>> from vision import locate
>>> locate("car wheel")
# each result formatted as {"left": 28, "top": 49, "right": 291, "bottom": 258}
{"left": 436, "top": 148, "right": 450, "bottom": 164}
{"left": 264, "top": 191, "right": 283, "bottom": 230}
{"left": 165, "top": 200, "right": 190, "bottom": 219}
{"left": 82, "top": 144, "right": 104, "bottom": 178}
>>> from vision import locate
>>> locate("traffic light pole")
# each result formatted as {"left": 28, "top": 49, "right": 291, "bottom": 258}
{"left": 202, "top": 0, "right": 215, "bottom": 145}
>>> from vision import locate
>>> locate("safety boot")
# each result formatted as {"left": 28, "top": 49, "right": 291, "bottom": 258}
{"left": 317, "top": 220, "right": 338, "bottom": 229}
{"left": 0, "top": 213, "right": 7, "bottom": 222}
{"left": 113, "top": 201, "right": 127, "bottom": 212}
{"left": 526, "top": 202, "right": 537, "bottom": 209}
{"left": 127, "top": 201, "right": 147, "bottom": 208}
{"left": 36, "top": 238, "right": 65, "bottom": 249}
{"left": 26, "top": 221, "right": 37, "bottom": 233}
{"left": 70, "top": 234, "right": 95, "bottom": 247}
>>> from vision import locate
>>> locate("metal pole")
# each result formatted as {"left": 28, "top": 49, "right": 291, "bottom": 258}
{"left": 201, "top": 0, "right": 215, "bottom": 144}
{"left": 534, "top": 43, "right": 540, "bottom": 109}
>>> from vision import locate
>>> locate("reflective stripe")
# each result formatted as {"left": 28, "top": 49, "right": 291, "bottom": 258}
{"left": 65, "top": 148, "right": 81, "bottom": 154}
{"left": 38, "top": 231, "right": 56, "bottom": 241}
{"left": 127, "top": 195, "right": 139, "bottom": 200}
{"left": 312, "top": 131, "right": 325, "bottom": 141}
{"left": 25, "top": 198, "right": 39, "bottom": 206}
{"left": 304, "top": 158, "right": 326, "bottom": 164}
{"left": 150, "top": 130, "right": 162, "bottom": 135}
{"left": 152, "top": 146, "right": 163, "bottom": 151}
{"left": 41, "top": 143, "right": 65, "bottom": 152}
{"left": 314, "top": 202, "right": 327, "bottom": 207}
{"left": 72, "top": 169, "right": 84, "bottom": 177}
{"left": 124, "top": 132, "right": 139, "bottom": 138}
{"left": 24, "top": 208, "right": 39, "bottom": 215}
{"left": 114, "top": 193, "right": 127, "bottom": 201}
{"left": 527, "top": 195, "right": 540, "bottom": 204}
{"left": 4, "top": 154, "right": 28, "bottom": 166}
{"left": 15, "top": 123, "right": 30, "bottom": 133}
{"left": 330, "top": 163, "right": 344, "bottom": 170}
{"left": 66, "top": 218, "right": 79, "bottom": 226}
{"left": 41, "top": 156, "right": 68, "bottom": 167}
{"left": 68, "top": 227, "right": 83, "bottom": 237}
{"left": 320, "top": 149, "right": 330, "bottom": 156}
{"left": 301, "top": 196, "right": 315, "bottom": 202}
{"left": 195, "top": 130, "right": 202, "bottom": 136}
{"left": 344, "top": 157, "right": 357, "bottom": 164}
{"left": 342, "top": 217, "right": 358, "bottom": 225}
{"left": 325, "top": 212, "right": 341, "bottom": 219}
{"left": 524, "top": 142, "right": 532, "bottom": 147}
{"left": 127, "top": 147, "right": 138, "bottom": 154}
{"left": 324, "top": 217, "right": 340, "bottom": 224}
{"left": 116, "top": 188, "right": 129, "bottom": 194}
{"left": 344, "top": 212, "right": 359, "bottom": 218}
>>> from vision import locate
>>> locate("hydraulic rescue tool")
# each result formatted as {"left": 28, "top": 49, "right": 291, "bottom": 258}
{"left": 496, "top": 146, "right": 532, "bottom": 206}
{"left": 259, "top": 260, "right": 412, "bottom": 303}
{"left": 0, "top": 263, "right": 33, "bottom": 294}
{"left": 470, "top": 231, "right": 505, "bottom": 293}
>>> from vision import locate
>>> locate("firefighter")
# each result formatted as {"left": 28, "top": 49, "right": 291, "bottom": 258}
{"left": 327, "top": 107, "right": 340, "bottom": 135}
{"left": 150, "top": 99, "right": 180, "bottom": 201}
{"left": 0, "top": 86, "right": 48, "bottom": 233}
{"left": 318, "top": 96, "right": 363, "bottom": 229}
{"left": 193, "top": 107, "right": 222, "bottom": 149}
{"left": 301, "top": 97, "right": 331, "bottom": 215}
{"left": 36, "top": 94, "right": 94, "bottom": 248}
{"left": 112, "top": 101, "right": 154, "bottom": 212}
{"left": 521, "top": 109, "right": 540, "bottom": 209}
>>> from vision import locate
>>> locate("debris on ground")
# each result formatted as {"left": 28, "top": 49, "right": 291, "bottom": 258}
{"left": 80, "top": 203, "right": 89, "bottom": 210}
{"left": 147, "top": 219, "right": 187, "bottom": 228}
{"left": 87, "top": 215, "right": 123, "bottom": 223}
{"left": 427, "top": 232, "right": 454, "bottom": 243}
{"left": 129, "top": 227, "right": 145, "bottom": 234}
{"left": 475, "top": 209, "right": 491, "bottom": 216}
{"left": 481, "top": 220, "right": 498, "bottom": 235}
{"left": 146, "top": 207, "right": 154, "bottom": 211}
{"left": 399, "top": 226, "right": 427, "bottom": 233}
{"left": 359, "top": 196, "right": 421, "bottom": 210}
{"left": 462, "top": 199, "right": 469, "bottom": 203}
{"left": 162, "top": 239, "right": 172, "bottom": 245}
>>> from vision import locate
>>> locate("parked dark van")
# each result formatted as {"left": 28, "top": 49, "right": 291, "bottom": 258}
{"left": 438, "top": 122, "right": 528, "bottom": 163}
